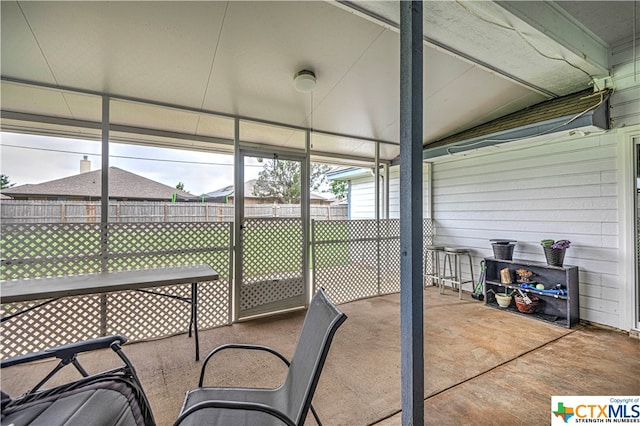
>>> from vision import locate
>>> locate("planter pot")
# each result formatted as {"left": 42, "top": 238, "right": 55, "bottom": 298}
{"left": 492, "top": 242, "right": 515, "bottom": 261}
{"left": 494, "top": 293, "right": 512, "bottom": 308}
{"left": 543, "top": 247, "right": 566, "bottom": 267}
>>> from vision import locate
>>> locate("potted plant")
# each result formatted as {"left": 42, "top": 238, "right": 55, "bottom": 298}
{"left": 541, "top": 239, "right": 571, "bottom": 266}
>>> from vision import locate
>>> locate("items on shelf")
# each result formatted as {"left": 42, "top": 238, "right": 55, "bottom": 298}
{"left": 484, "top": 257, "right": 579, "bottom": 328}
{"left": 515, "top": 269, "right": 533, "bottom": 283}
{"left": 520, "top": 283, "right": 567, "bottom": 295}
{"left": 500, "top": 268, "right": 512, "bottom": 284}
{"left": 515, "top": 293, "right": 539, "bottom": 314}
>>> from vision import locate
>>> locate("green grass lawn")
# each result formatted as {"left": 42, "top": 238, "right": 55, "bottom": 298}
{"left": 0, "top": 225, "right": 231, "bottom": 280}
{"left": 241, "top": 220, "right": 350, "bottom": 274}
{"left": 1, "top": 221, "right": 352, "bottom": 281}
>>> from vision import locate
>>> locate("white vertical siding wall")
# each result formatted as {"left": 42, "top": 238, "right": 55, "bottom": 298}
{"left": 423, "top": 163, "right": 432, "bottom": 219}
{"left": 610, "top": 37, "right": 640, "bottom": 331}
{"left": 431, "top": 132, "right": 621, "bottom": 328}
{"left": 611, "top": 37, "right": 640, "bottom": 128}
{"left": 349, "top": 163, "right": 431, "bottom": 220}
{"left": 349, "top": 175, "right": 375, "bottom": 219}
{"left": 389, "top": 163, "right": 430, "bottom": 219}
{"left": 389, "top": 166, "right": 400, "bottom": 219}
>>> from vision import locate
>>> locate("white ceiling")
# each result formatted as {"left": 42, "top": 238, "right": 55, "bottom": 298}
{"left": 555, "top": 1, "right": 637, "bottom": 46}
{"left": 0, "top": 1, "right": 635, "bottom": 162}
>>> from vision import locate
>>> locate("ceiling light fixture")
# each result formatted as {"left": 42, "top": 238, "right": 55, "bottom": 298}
{"left": 293, "top": 70, "right": 317, "bottom": 93}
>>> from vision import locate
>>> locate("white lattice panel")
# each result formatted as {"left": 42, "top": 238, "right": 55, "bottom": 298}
{"left": 313, "top": 220, "right": 378, "bottom": 304}
{"left": 106, "top": 285, "right": 191, "bottom": 340}
{"left": 239, "top": 218, "right": 304, "bottom": 317}
{"left": 1, "top": 223, "right": 104, "bottom": 280}
{"left": 1, "top": 222, "right": 232, "bottom": 359}
{"left": 198, "top": 280, "right": 232, "bottom": 329}
{"left": 1, "top": 296, "right": 102, "bottom": 359}
{"left": 313, "top": 219, "right": 434, "bottom": 304}
{"left": 240, "top": 278, "right": 304, "bottom": 311}
{"left": 379, "top": 220, "right": 400, "bottom": 294}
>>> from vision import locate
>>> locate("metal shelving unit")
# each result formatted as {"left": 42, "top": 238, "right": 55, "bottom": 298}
{"left": 484, "top": 257, "right": 579, "bottom": 328}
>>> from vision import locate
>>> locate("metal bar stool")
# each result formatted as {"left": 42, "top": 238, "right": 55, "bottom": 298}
{"left": 423, "top": 245, "right": 445, "bottom": 289}
{"left": 441, "top": 247, "right": 475, "bottom": 299}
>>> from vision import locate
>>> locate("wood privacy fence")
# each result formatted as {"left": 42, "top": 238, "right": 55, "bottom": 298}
{"left": 0, "top": 200, "right": 348, "bottom": 223}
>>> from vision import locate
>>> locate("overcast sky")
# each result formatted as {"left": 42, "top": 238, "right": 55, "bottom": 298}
{"left": 0, "top": 132, "right": 265, "bottom": 195}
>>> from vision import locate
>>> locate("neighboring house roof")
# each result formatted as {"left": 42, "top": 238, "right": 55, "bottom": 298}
{"left": 309, "top": 191, "right": 335, "bottom": 202}
{"left": 204, "top": 179, "right": 335, "bottom": 202}
{"left": 203, "top": 185, "right": 234, "bottom": 199}
{"left": 2, "top": 167, "right": 195, "bottom": 201}
{"left": 202, "top": 180, "right": 255, "bottom": 200}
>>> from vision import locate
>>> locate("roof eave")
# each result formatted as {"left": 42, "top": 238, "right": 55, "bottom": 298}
{"left": 326, "top": 167, "right": 374, "bottom": 181}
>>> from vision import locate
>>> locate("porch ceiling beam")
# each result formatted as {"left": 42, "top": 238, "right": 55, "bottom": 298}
{"left": 109, "top": 124, "right": 234, "bottom": 147}
{"left": 335, "top": 0, "right": 554, "bottom": 97}
{"left": 3, "top": 109, "right": 393, "bottom": 165}
{"left": 1, "top": 110, "right": 235, "bottom": 147}
{"left": 334, "top": 1, "right": 611, "bottom": 97}
{"left": 2, "top": 77, "right": 397, "bottom": 148}
{"left": 310, "top": 150, "right": 389, "bottom": 165}
{"left": 1, "top": 110, "right": 102, "bottom": 130}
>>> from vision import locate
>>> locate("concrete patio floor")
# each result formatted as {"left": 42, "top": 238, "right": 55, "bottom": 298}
{"left": 2, "top": 286, "right": 638, "bottom": 425}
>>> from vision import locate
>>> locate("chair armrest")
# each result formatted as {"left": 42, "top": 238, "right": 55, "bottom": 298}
{"left": 1, "top": 335, "right": 128, "bottom": 368}
{"left": 199, "top": 344, "right": 290, "bottom": 387}
{"left": 173, "top": 399, "right": 296, "bottom": 426}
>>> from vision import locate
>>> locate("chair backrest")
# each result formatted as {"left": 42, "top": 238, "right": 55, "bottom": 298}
{"left": 281, "top": 288, "right": 347, "bottom": 425}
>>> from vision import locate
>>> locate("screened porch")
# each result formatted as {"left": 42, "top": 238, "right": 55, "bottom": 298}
{"left": 2, "top": 1, "right": 639, "bottom": 424}
{"left": 2, "top": 287, "right": 638, "bottom": 425}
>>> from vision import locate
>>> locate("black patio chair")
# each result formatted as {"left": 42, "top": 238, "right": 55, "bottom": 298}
{"left": 1, "top": 335, "right": 155, "bottom": 426}
{"left": 174, "top": 288, "right": 347, "bottom": 426}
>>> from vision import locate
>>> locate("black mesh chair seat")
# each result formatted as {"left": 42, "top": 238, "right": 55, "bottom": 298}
{"left": 1, "top": 336, "right": 155, "bottom": 426}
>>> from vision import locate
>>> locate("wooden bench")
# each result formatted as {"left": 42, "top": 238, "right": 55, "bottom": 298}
{"left": 1, "top": 264, "right": 219, "bottom": 361}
